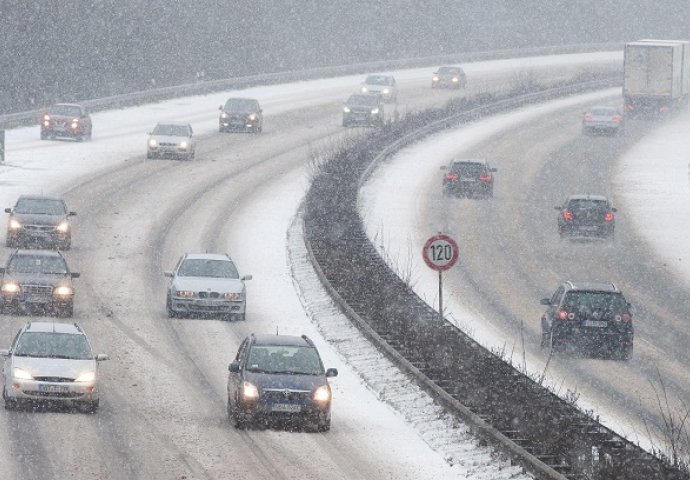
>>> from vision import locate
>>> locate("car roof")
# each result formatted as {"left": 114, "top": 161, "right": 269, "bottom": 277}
{"left": 567, "top": 194, "right": 608, "bottom": 202}
{"left": 182, "top": 252, "right": 232, "bottom": 261}
{"left": 564, "top": 281, "right": 620, "bottom": 293}
{"left": 451, "top": 159, "right": 488, "bottom": 165}
{"left": 12, "top": 249, "right": 64, "bottom": 259}
{"left": 16, "top": 194, "right": 65, "bottom": 202}
{"left": 251, "top": 334, "right": 314, "bottom": 348}
{"left": 155, "top": 122, "right": 191, "bottom": 127}
{"left": 22, "top": 321, "right": 83, "bottom": 335}
{"left": 589, "top": 105, "right": 618, "bottom": 111}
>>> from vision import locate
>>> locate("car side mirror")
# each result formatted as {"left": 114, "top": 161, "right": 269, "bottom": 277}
{"left": 612, "top": 207, "right": 618, "bottom": 212}
{"left": 0, "top": 268, "right": 5, "bottom": 274}
{"left": 228, "top": 362, "right": 240, "bottom": 373}
{"left": 96, "top": 353, "right": 109, "bottom": 361}
{"left": 0, "top": 349, "right": 9, "bottom": 357}
{"left": 540, "top": 298, "right": 551, "bottom": 306}
{"left": 71, "top": 272, "right": 80, "bottom": 279}
{"left": 68, "top": 211, "right": 77, "bottom": 217}
{"left": 219, "top": 105, "right": 223, "bottom": 110}
{"left": 491, "top": 168, "right": 497, "bottom": 172}
{"left": 4, "top": 208, "right": 11, "bottom": 213}
{"left": 326, "top": 367, "right": 338, "bottom": 378}
{"left": 241, "top": 275, "right": 253, "bottom": 281}
{"left": 554, "top": 206, "right": 561, "bottom": 210}
{"left": 440, "top": 165, "right": 447, "bottom": 171}
{"left": 164, "top": 271, "right": 174, "bottom": 278}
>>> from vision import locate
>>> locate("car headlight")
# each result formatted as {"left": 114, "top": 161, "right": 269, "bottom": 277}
{"left": 241, "top": 381, "right": 259, "bottom": 400}
{"left": 70, "top": 120, "right": 79, "bottom": 129}
{"left": 432, "top": 76, "right": 439, "bottom": 81}
{"left": 223, "top": 292, "right": 242, "bottom": 300}
{"left": 452, "top": 77, "right": 459, "bottom": 82}
{"left": 1, "top": 282, "right": 20, "bottom": 294}
{"left": 179, "top": 141, "right": 188, "bottom": 150}
{"left": 313, "top": 385, "right": 331, "bottom": 403}
{"left": 371, "top": 108, "right": 379, "bottom": 115}
{"left": 382, "top": 88, "right": 390, "bottom": 94}
{"left": 220, "top": 112, "right": 228, "bottom": 119}
{"left": 248, "top": 113, "right": 256, "bottom": 121}
{"left": 8, "top": 219, "right": 22, "bottom": 230}
{"left": 43, "top": 114, "right": 51, "bottom": 122}
{"left": 75, "top": 370, "right": 96, "bottom": 383}
{"left": 53, "top": 285, "right": 73, "bottom": 297}
{"left": 343, "top": 106, "right": 351, "bottom": 113}
{"left": 360, "top": 86, "right": 368, "bottom": 93}
{"left": 148, "top": 138, "right": 158, "bottom": 148}
{"left": 174, "top": 289, "right": 194, "bottom": 298}
{"left": 56, "top": 221, "right": 70, "bottom": 233}
{"left": 12, "top": 368, "right": 33, "bottom": 380}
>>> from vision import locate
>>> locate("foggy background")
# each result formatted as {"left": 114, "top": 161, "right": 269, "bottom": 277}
{"left": 2, "top": 1, "right": 689, "bottom": 113}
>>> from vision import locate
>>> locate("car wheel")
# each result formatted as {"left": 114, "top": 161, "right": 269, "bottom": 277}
{"left": 318, "top": 419, "right": 331, "bottom": 432}
{"left": 40, "top": 131, "right": 48, "bottom": 140}
{"left": 235, "top": 313, "right": 246, "bottom": 321}
{"left": 166, "top": 296, "right": 177, "bottom": 318}
{"left": 60, "top": 238, "right": 71, "bottom": 251}
{"left": 3, "top": 387, "right": 16, "bottom": 410}
{"left": 79, "top": 400, "right": 99, "bottom": 413}
{"left": 5, "top": 236, "right": 16, "bottom": 248}
{"left": 540, "top": 330, "right": 550, "bottom": 349}
{"left": 618, "top": 343, "right": 633, "bottom": 361}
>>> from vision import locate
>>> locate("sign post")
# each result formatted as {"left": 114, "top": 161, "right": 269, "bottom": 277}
{"left": 422, "top": 233, "right": 459, "bottom": 322}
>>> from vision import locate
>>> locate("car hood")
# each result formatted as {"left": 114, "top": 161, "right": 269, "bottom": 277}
{"left": 361, "top": 83, "right": 387, "bottom": 91}
{"left": 245, "top": 371, "right": 327, "bottom": 391}
{"left": 3, "top": 273, "right": 73, "bottom": 286}
{"left": 11, "top": 356, "right": 96, "bottom": 379}
{"left": 10, "top": 213, "right": 66, "bottom": 226}
{"left": 172, "top": 276, "right": 244, "bottom": 293}
{"left": 223, "top": 109, "right": 257, "bottom": 115}
{"left": 47, "top": 114, "right": 78, "bottom": 121}
{"left": 149, "top": 134, "right": 190, "bottom": 143}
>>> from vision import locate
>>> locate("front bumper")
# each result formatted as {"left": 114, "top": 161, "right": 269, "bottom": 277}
{"left": 169, "top": 296, "right": 245, "bottom": 316}
{"left": 219, "top": 115, "right": 260, "bottom": 131}
{"left": 343, "top": 112, "right": 381, "bottom": 126}
{"left": 5, "top": 378, "right": 98, "bottom": 404}
{"left": 236, "top": 396, "right": 331, "bottom": 426}
{"left": 1, "top": 291, "right": 73, "bottom": 314}
{"left": 7, "top": 229, "right": 70, "bottom": 247}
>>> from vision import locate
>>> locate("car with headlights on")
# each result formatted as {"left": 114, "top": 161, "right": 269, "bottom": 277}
{"left": 342, "top": 94, "right": 384, "bottom": 127}
{"left": 540, "top": 281, "right": 634, "bottom": 359}
{"left": 556, "top": 194, "right": 616, "bottom": 239}
{"left": 165, "top": 252, "right": 251, "bottom": 320}
{"left": 441, "top": 159, "right": 496, "bottom": 198}
{"left": 5, "top": 195, "right": 76, "bottom": 250}
{"left": 40, "top": 103, "right": 92, "bottom": 141}
{"left": 360, "top": 74, "right": 397, "bottom": 102}
{"left": 219, "top": 97, "right": 263, "bottom": 133}
{"left": 1, "top": 322, "right": 108, "bottom": 412}
{"left": 227, "top": 333, "right": 338, "bottom": 431}
{"left": 582, "top": 106, "right": 624, "bottom": 136}
{"left": 431, "top": 66, "right": 467, "bottom": 89}
{"left": 0, "top": 249, "right": 79, "bottom": 317}
{"left": 146, "top": 122, "right": 195, "bottom": 160}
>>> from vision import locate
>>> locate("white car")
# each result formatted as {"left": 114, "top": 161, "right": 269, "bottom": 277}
{"left": 165, "top": 252, "right": 252, "bottom": 320}
{"left": 1, "top": 322, "right": 108, "bottom": 412}
{"left": 359, "top": 74, "right": 398, "bottom": 103}
{"left": 147, "top": 122, "right": 196, "bottom": 160}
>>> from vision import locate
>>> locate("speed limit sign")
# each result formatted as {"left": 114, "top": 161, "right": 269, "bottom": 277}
{"left": 422, "top": 234, "right": 459, "bottom": 271}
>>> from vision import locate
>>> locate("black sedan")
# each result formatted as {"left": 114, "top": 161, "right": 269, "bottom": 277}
{"left": 342, "top": 94, "right": 384, "bottom": 127}
{"left": 5, "top": 195, "right": 76, "bottom": 250}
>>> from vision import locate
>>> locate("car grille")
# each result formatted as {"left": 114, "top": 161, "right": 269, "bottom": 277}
{"left": 33, "top": 376, "right": 75, "bottom": 382}
{"left": 24, "top": 225, "right": 56, "bottom": 232}
{"left": 159, "top": 142, "right": 178, "bottom": 147}
{"left": 262, "top": 389, "right": 311, "bottom": 403}
{"left": 198, "top": 291, "right": 221, "bottom": 299}
{"left": 21, "top": 284, "right": 53, "bottom": 295}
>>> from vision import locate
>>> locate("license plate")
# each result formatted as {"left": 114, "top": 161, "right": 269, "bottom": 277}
{"left": 38, "top": 384, "right": 69, "bottom": 393}
{"left": 272, "top": 403, "right": 301, "bottom": 413}
{"left": 197, "top": 299, "right": 218, "bottom": 307}
{"left": 583, "top": 320, "right": 607, "bottom": 328}
{"left": 24, "top": 294, "right": 49, "bottom": 303}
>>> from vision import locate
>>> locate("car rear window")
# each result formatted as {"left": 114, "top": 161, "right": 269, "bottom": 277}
{"left": 567, "top": 199, "right": 608, "bottom": 211}
{"left": 590, "top": 108, "right": 616, "bottom": 116}
{"left": 451, "top": 163, "right": 486, "bottom": 176}
{"left": 563, "top": 291, "right": 628, "bottom": 311}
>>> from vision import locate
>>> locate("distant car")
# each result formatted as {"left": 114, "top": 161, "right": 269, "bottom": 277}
{"left": 146, "top": 122, "right": 195, "bottom": 160}
{"left": 219, "top": 97, "right": 263, "bottom": 133}
{"left": 360, "top": 74, "right": 397, "bottom": 102}
{"left": 556, "top": 194, "right": 616, "bottom": 239}
{"left": 441, "top": 159, "right": 496, "bottom": 198}
{"left": 5, "top": 195, "right": 76, "bottom": 250}
{"left": 1, "top": 321, "right": 108, "bottom": 412}
{"left": 40, "top": 103, "right": 92, "bottom": 141}
{"left": 431, "top": 66, "right": 467, "bottom": 89}
{"left": 164, "top": 252, "right": 251, "bottom": 320}
{"left": 582, "top": 106, "right": 624, "bottom": 135}
{"left": 342, "top": 94, "right": 384, "bottom": 127}
{"left": 540, "top": 281, "right": 634, "bottom": 359}
{"left": 0, "top": 249, "right": 79, "bottom": 317}
{"left": 227, "top": 333, "right": 338, "bottom": 431}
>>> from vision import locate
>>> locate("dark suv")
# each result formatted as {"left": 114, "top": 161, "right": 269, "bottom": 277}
{"left": 441, "top": 159, "right": 496, "bottom": 198}
{"left": 5, "top": 195, "right": 76, "bottom": 250}
{"left": 0, "top": 250, "right": 79, "bottom": 317}
{"left": 342, "top": 93, "right": 384, "bottom": 127}
{"left": 219, "top": 97, "right": 263, "bottom": 133}
{"left": 226, "top": 334, "right": 338, "bottom": 431}
{"left": 556, "top": 194, "right": 616, "bottom": 239}
{"left": 540, "top": 281, "right": 633, "bottom": 359}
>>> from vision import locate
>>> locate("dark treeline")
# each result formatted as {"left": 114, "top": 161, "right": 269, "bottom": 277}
{"left": 2, "top": 0, "right": 689, "bottom": 113}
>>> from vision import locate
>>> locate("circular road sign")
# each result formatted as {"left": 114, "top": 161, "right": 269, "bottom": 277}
{"left": 422, "top": 234, "right": 459, "bottom": 272}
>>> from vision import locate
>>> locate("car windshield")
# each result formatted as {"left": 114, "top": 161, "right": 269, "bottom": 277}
{"left": 7, "top": 255, "right": 69, "bottom": 274}
{"left": 364, "top": 75, "right": 392, "bottom": 85}
{"left": 49, "top": 105, "right": 81, "bottom": 117}
{"left": 14, "top": 198, "right": 67, "bottom": 215}
{"left": 567, "top": 199, "right": 608, "bottom": 212}
{"left": 245, "top": 345, "right": 324, "bottom": 375}
{"left": 153, "top": 124, "right": 190, "bottom": 136}
{"left": 13, "top": 332, "right": 92, "bottom": 359}
{"left": 451, "top": 162, "right": 486, "bottom": 175}
{"left": 347, "top": 95, "right": 379, "bottom": 106}
{"left": 224, "top": 98, "right": 259, "bottom": 112}
{"left": 177, "top": 259, "right": 239, "bottom": 278}
{"left": 438, "top": 67, "right": 461, "bottom": 74}
{"left": 590, "top": 107, "right": 617, "bottom": 116}
{"left": 563, "top": 291, "right": 628, "bottom": 312}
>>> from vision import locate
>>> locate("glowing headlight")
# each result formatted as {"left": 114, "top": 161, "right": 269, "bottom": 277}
{"left": 43, "top": 120, "right": 50, "bottom": 127}
{"left": 53, "top": 285, "right": 73, "bottom": 297}
{"left": 360, "top": 86, "right": 368, "bottom": 93}
{"left": 371, "top": 108, "right": 379, "bottom": 115}
{"left": 452, "top": 77, "right": 459, "bottom": 82}
{"left": 432, "top": 76, "right": 439, "bottom": 81}
{"left": 75, "top": 371, "right": 96, "bottom": 383}
{"left": 8, "top": 219, "right": 22, "bottom": 230}
{"left": 313, "top": 385, "right": 331, "bottom": 403}
{"left": 174, "top": 290, "right": 194, "bottom": 298}
{"left": 242, "top": 381, "right": 259, "bottom": 400}
{"left": 1, "top": 282, "right": 20, "bottom": 294}
{"left": 382, "top": 88, "right": 390, "bottom": 94}
{"left": 56, "top": 221, "right": 70, "bottom": 233}
{"left": 223, "top": 292, "right": 241, "bottom": 300}
{"left": 220, "top": 112, "right": 228, "bottom": 119}
{"left": 343, "top": 106, "right": 351, "bottom": 113}
{"left": 179, "top": 141, "right": 188, "bottom": 150}
{"left": 43, "top": 114, "right": 51, "bottom": 122}
{"left": 248, "top": 113, "right": 256, "bottom": 121}
{"left": 12, "top": 368, "right": 33, "bottom": 380}
{"left": 148, "top": 138, "right": 158, "bottom": 148}
{"left": 70, "top": 120, "right": 79, "bottom": 129}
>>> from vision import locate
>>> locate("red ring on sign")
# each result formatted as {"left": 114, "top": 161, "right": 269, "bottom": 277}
{"left": 422, "top": 234, "right": 459, "bottom": 272}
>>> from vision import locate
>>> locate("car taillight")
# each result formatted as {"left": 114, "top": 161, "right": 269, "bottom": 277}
{"left": 612, "top": 114, "right": 622, "bottom": 121}
{"left": 479, "top": 174, "right": 492, "bottom": 183}
{"left": 445, "top": 173, "right": 458, "bottom": 180}
{"left": 556, "top": 310, "right": 575, "bottom": 321}
{"left": 562, "top": 210, "right": 573, "bottom": 221}
{"left": 583, "top": 114, "right": 593, "bottom": 121}
{"left": 603, "top": 212, "right": 614, "bottom": 222}
{"left": 621, "top": 312, "right": 631, "bottom": 322}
